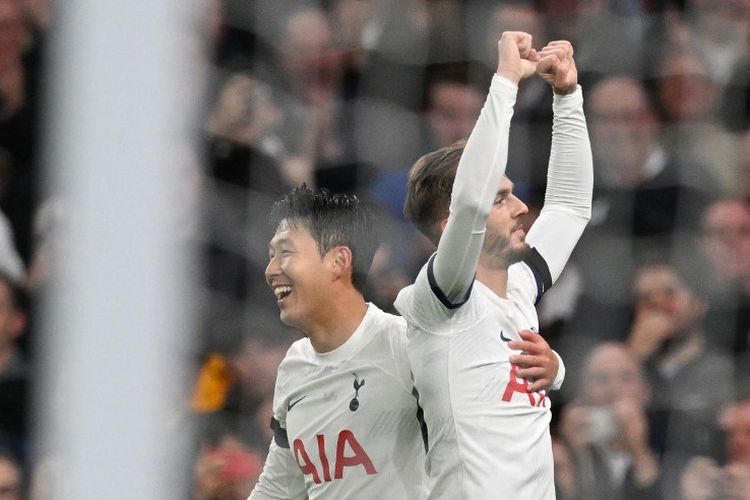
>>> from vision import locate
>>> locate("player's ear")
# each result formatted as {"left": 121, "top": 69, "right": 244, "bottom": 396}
{"left": 330, "top": 245, "right": 353, "bottom": 279}
{"left": 439, "top": 217, "right": 449, "bottom": 234}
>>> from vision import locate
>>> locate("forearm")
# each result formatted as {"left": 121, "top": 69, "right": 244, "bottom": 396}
{"left": 527, "top": 85, "right": 593, "bottom": 283}
{"left": 433, "top": 74, "right": 517, "bottom": 302}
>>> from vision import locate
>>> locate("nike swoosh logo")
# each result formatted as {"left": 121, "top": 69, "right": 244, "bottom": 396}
{"left": 287, "top": 395, "right": 306, "bottom": 412}
{"left": 500, "top": 330, "right": 513, "bottom": 343}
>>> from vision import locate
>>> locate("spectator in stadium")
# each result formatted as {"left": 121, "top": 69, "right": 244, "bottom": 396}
{"left": 680, "top": 391, "right": 750, "bottom": 500}
{"left": 626, "top": 260, "right": 734, "bottom": 487}
{"left": 0, "top": 0, "right": 45, "bottom": 266}
{"left": 0, "top": 273, "right": 27, "bottom": 461}
{"left": 561, "top": 76, "right": 715, "bottom": 356}
{"left": 699, "top": 198, "right": 750, "bottom": 379}
{"left": 0, "top": 450, "right": 22, "bottom": 500}
{"left": 204, "top": 71, "right": 292, "bottom": 194}
{"left": 192, "top": 329, "right": 296, "bottom": 453}
{"left": 558, "top": 342, "right": 663, "bottom": 500}
{"left": 679, "top": 0, "right": 750, "bottom": 87}
{"left": 192, "top": 434, "right": 263, "bottom": 500}
{"left": 720, "top": 43, "right": 750, "bottom": 133}
{"left": 655, "top": 49, "right": 740, "bottom": 195}
{"left": 552, "top": 436, "right": 580, "bottom": 500}
{"left": 263, "top": 5, "right": 358, "bottom": 193}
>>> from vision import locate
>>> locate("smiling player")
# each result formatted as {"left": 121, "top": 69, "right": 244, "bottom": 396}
{"left": 248, "top": 183, "right": 566, "bottom": 499}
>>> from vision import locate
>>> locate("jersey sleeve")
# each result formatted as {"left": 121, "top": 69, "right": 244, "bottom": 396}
{"left": 247, "top": 438, "right": 306, "bottom": 500}
{"left": 507, "top": 248, "right": 552, "bottom": 306}
{"left": 526, "top": 85, "right": 593, "bottom": 285}
{"left": 248, "top": 353, "right": 306, "bottom": 500}
{"left": 430, "top": 74, "right": 518, "bottom": 306}
{"left": 550, "top": 350, "right": 565, "bottom": 391}
{"left": 394, "top": 259, "right": 460, "bottom": 334}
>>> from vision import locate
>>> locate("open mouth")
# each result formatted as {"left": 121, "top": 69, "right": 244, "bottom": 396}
{"left": 273, "top": 285, "right": 293, "bottom": 301}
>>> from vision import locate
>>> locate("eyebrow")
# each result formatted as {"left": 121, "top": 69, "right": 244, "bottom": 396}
{"left": 497, "top": 185, "right": 513, "bottom": 198}
{"left": 268, "top": 236, "right": 292, "bottom": 251}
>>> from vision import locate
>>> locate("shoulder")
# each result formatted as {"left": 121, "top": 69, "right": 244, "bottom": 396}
{"left": 394, "top": 257, "right": 455, "bottom": 317}
{"left": 275, "top": 338, "right": 312, "bottom": 386}
{"left": 364, "top": 305, "right": 408, "bottom": 350}
{"left": 508, "top": 249, "right": 552, "bottom": 305}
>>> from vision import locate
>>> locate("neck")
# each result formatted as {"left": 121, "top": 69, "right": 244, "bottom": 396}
{"left": 305, "top": 290, "right": 369, "bottom": 353}
{"left": 476, "top": 260, "right": 510, "bottom": 298}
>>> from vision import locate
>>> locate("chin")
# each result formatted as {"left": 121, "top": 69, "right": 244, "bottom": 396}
{"left": 507, "top": 242, "right": 532, "bottom": 265}
{"left": 278, "top": 308, "right": 299, "bottom": 329}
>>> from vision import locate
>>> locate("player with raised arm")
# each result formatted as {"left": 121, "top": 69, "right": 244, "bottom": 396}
{"left": 248, "top": 183, "right": 565, "bottom": 499}
{"left": 395, "top": 32, "right": 593, "bottom": 499}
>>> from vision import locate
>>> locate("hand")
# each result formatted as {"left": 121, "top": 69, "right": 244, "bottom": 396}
{"left": 207, "top": 74, "right": 281, "bottom": 146}
{"left": 681, "top": 456, "right": 722, "bottom": 500}
{"left": 536, "top": 40, "right": 578, "bottom": 95}
{"left": 612, "top": 397, "right": 660, "bottom": 486}
{"left": 496, "top": 31, "right": 539, "bottom": 85}
{"left": 611, "top": 398, "right": 651, "bottom": 457}
{"left": 559, "top": 403, "right": 595, "bottom": 452}
{"left": 627, "top": 308, "right": 676, "bottom": 361}
{"left": 508, "top": 329, "right": 559, "bottom": 392}
{"left": 724, "top": 463, "right": 750, "bottom": 500}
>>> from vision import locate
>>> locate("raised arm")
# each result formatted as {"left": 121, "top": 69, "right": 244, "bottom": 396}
{"left": 526, "top": 41, "right": 593, "bottom": 284}
{"left": 432, "top": 32, "right": 538, "bottom": 304}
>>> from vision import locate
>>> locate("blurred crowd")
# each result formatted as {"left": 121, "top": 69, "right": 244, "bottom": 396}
{"left": 1, "top": 0, "right": 750, "bottom": 498}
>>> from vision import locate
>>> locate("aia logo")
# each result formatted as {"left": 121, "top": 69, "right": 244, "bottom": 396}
{"left": 502, "top": 364, "right": 548, "bottom": 407}
{"left": 293, "top": 430, "right": 376, "bottom": 483}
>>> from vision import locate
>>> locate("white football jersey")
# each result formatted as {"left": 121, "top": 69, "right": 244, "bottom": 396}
{"left": 394, "top": 252, "right": 555, "bottom": 499}
{"left": 249, "top": 303, "right": 428, "bottom": 500}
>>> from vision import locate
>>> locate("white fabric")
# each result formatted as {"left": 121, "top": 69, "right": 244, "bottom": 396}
{"left": 528, "top": 85, "right": 593, "bottom": 282}
{"left": 432, "top": 74, "right": 517, "bottom": 303}
{"left": 249, "top": 304, "right": 428, "bottom": 500}
{"left": 394, "top": 80, "right": 592, "bottom": 499}
{"left": 396, "top": 259, "right": 555, "bottom": 499}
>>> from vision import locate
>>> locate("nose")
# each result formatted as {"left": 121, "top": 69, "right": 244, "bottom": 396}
{"left": 514, "top": 196, "right": 529, "bottom": 217}
{"left": 265, "top": 255, "right": 280, "bottom": 285}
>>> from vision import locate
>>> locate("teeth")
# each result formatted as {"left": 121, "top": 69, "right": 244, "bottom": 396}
{"left": 274, "top": 286, "right": 292, "bottom": 300}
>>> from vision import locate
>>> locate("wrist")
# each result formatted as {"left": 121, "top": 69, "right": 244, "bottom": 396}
{"left": 496, "top": 69, "right": 521, "bottom": 86}
{"left": 553, "top": 83, "right": 578, "bottom": 95}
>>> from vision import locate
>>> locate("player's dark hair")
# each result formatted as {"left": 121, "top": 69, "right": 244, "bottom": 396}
{"left": 404, "top": 138, "right": 466, "bottom": 245}
{"left": 270, "top": 185, "right": 379, "bottom": 294}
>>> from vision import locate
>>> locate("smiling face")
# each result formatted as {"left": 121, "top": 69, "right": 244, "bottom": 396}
{"left": 265, "top": 218, "right": 335, "bottom": 331}
{"left": 481, "top": 176, "right": 530, "bottom": 268}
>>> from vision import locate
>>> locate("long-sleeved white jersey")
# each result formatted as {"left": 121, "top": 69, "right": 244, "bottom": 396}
{"left": 394, "top": 75, "right": 593, "bottom": 499}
